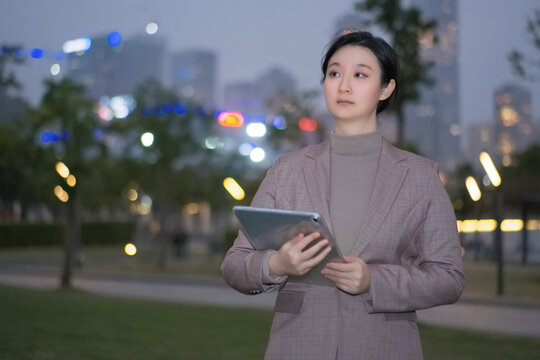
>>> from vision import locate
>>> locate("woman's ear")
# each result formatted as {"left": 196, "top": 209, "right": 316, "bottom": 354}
{"left": 379, "top": 79, "right": 396, "bottom": 101}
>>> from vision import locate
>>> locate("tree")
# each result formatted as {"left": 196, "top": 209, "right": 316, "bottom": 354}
{"left": 29, "top": 78, "right": 109, "bottom": 287}
{"left": 509, "top": 9, "right": 540, "bottom": 81}
{"left": 355, "top": 0, "right": 437, "bottom": 146}
{"left": 0, "top": 44, "right": 24, "bottom": 94}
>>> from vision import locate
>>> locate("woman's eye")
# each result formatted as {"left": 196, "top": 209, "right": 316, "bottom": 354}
{"left": 328, "top": 71, "right": 339, "bottom": 78}
{"left": 355, "top": 73, "right": 366, "bottom": 78}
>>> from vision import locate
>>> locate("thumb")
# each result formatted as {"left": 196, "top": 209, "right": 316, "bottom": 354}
{"left": 342, "top": 255, "right": 358, "bottom": 264}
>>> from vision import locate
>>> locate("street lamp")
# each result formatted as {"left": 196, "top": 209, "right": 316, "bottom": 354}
{"left": 478, "top": 151, "right": 503, "bottom": 295}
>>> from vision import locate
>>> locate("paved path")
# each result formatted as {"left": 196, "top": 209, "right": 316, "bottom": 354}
{"left": 1, "top": 273, "right": 540, "bottom": 338}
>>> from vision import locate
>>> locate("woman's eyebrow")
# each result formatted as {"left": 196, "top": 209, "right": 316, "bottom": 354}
{"left": 356, "top": 63, "right": 373, "bottom": 70}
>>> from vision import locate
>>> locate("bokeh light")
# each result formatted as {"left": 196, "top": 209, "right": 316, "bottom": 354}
{"left": 63, "top": 37, "right": 92, "bottom": 53}
{"left": 217, "top": 111, "right": 244, "bottom": 127}
{"left": 124, "top": 243, "right": 137, "bottom": 256}
{"left": 146, "top": 22, "right": 159, "bottom": 35}
{"left": 223, "top": 177, "right": 245, "bottom": 200}
{"left": 141, "top": 132, "right": 154, "bottom": 147}
{"left": 249, "top": 147, "right": 265, "bottom": 163}
{"left": 107, "top": 31, "right": 122, "bottom": 47}
{"left": 246, "top": 122, "right": 267, "bottom": 137}
{"left": 50, "top": 63, "right": 61, "bottom": 76}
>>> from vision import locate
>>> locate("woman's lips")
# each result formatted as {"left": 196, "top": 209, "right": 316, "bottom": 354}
{"left": 337, "top": 99, "right": 354, "bottom": 104}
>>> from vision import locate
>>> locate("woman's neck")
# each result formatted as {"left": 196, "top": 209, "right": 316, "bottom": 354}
{"left": 333, "top": 118, "right": 377, "bottom": 136}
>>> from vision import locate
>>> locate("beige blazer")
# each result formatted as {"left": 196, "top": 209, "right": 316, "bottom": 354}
{"left": 221, "top": 138, "right": 465, "bottom": 360}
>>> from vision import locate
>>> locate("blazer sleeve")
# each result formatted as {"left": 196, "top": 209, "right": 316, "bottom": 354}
{"left": 364, "top": 162, "right": 465, "bottom": 313}
{"left": 220, "top": 157, "right": 287, "bottom": 295}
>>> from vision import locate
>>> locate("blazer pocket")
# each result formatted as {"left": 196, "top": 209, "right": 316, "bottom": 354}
{"left": 274, "top": 290, "right": 305, "bottom": 314}
{"left": 383, "top": 311, "right": 417, "bottom": 321}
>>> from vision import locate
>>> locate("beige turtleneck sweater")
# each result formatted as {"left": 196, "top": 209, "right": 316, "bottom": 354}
{"left": 330, "top": 131, "right": 382, "bottom": 255}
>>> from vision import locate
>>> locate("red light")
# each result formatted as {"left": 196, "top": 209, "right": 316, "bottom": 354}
{"left": 298, "top": 117, "right": 318, "bottom": 132}
{"left": 218, "top": 112, "right": 244, "bottom": 127}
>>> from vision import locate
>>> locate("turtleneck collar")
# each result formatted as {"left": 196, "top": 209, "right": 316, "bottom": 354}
{"left": 330, "top": 130, "right": 383, "bottom": 156}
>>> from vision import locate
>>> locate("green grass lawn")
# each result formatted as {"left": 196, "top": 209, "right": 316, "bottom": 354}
{"left": 0, "top": 285, "right": 539, "bottom": 360}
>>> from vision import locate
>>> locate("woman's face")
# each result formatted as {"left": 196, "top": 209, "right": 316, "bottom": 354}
{"left": 323, "top": 45, "right": 393, "bottom": 129}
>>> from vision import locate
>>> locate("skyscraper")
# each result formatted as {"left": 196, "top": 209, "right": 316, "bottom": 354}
{"left": 405, "top": 0, "right": 461, "bottom": 172}
{"left": 493, "top": 83, "right": 534, "bottom": 166}
{"left": 66, "top": 33, "right": 166, "bottom": 100}
{"left": 170, "top": 50, "right": 217, "bottom": 109}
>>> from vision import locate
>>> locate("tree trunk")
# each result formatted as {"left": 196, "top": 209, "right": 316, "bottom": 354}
{"left": 61, "top": 189, "right": 82, "bottom": 288}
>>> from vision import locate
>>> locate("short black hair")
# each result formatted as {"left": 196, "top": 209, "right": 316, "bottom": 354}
{"left": 321, "top": 30, "right": 399, "bottom": 114}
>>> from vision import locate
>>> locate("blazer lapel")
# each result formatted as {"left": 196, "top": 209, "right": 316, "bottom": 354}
{"left": 302, "top": 139, "right": 333, "bottom": 234}
{"left": 351, "top": 140, "right": 408, "bottom": 255}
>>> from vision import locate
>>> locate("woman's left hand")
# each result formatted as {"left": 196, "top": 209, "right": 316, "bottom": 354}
{"left": 321, "top": 255, "right": 371, "bottom": 295}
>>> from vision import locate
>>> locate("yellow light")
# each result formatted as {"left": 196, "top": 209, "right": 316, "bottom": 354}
{"left": 66, "top": 174, "right": 76, "bottom": 187}
{"left": 124, "top": 243, "right": 137, "bottom": 256}
{"left": 479, "top": 152, "right": 501, "bottom": 187}
{"left": 128, "top": 189, "right": 138, "bottom": 201}
{"left": 501, "top": 219, "right": 523, "bottom": 232}
{"left": 526, "top": 220, "right": 539, "bottom": 231}
{"left": 456, "top": 220, "right": 463, "bottom": 232}
{"left": 55, "top": 161, "right": 70, "bottom": 178}
{"left": 185, "top": 202, "right": 200, "bottom": 215}
{"left": 465, "top": 176, "right": 481, "bottom": 201}
{"left": 223, "top": 177, "right": 245, "bottom": 200}
{"left": 54, "top": 185, "right": 69, "bottom": 203}
{"left": 461, "top": 220, "right": 477, "bottom": 233}
{"left": 477, "top": 219, "right": 497, "bottom": 232}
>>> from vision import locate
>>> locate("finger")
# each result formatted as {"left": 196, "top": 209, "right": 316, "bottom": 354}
{"left": 301, "top": 238, "right": 329, "bottom": 259}
{"left": 324, "top": 261, "right": 355, "bottom": 273}
{"left": 303, "top": 245, "right": 332, "bottom": 269}
{"left": 289, "top": 232, "right": 305, "bottom": 245}
{"left": 294, "top": 232, "right": 321, "bottom": 251}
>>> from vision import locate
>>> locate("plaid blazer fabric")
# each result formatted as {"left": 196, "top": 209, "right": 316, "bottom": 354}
{"left": 221, "top": 138, "right": 465, "bottom": 360}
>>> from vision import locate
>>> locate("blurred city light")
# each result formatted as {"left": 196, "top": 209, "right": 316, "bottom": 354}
{"left": 271, "top": 116, "right": 287, "bottom": 130}
{"left": 141, "top": 132, "right": 154, "bottom": 147}
{"left": 127, "top": 188, "right": 138, "bottom": 201}
{"left": 62, "top": 37, "right": 92, "bottom": 53}
{"left": 298, "top": 117, "right": 318, "bottom": 132}
{"left": 124, "top": 243, "right": 137, "bottom": 256}
{"left": 479, "top": 151, "right": 501, "bottom": 187}
{"left": 50, "top": 63, "right": 61, "bottom": 76}
{"left": 501, "top": 219, "right": 523, "bottom": 232}
{"left": 204, "top": 136, "right": 224, "bottom": 150}
{"left": 54, "top": 185, "right": 69, "bottom": 203}
{"left": 66, "top": 174, "right": 76, "bottom": 187}
{"left": 109, "top": 95, "right": 135, "bottom": 119}
{"left": 145, "top": 22, "right": 159, "bottom": 35}
{"left": 217, "top": 111, "right": 244, "bottom": 127}
{"left": 107, "top": 31, "right": 122, "bottom": 47}
{"left": 455, "top": 219, "right": 535, "bottom": 233}
{"left": 477, "top": 219, "right": 497, "bottom": 232}
{"left": 527, "top": 220, "right": 540, "bottom": 231}
{"left": 223, "top": 177, "right": 245, "bottom": 200}
{"left": 238, "top": 143, "right": 254, "bottom": 156}
{"left": 249, "top": 147, "right": 265, "bottom": 163}
{"left": 185, "top": 202, "right": 200, "bottom": 215}
{"left": 465, "top": 176, "right": 481, "bottom": 201}
{"left": 41, "top": 130, "right": 68, "bottom": 143}
{"left": 246, "top": 122, "right": 267, "bottom": 137}
{"left": 55, "top": 161, "right": 70, "bottom": 179}
{"left": 30, "top": 48, "right": 43, "bottom": 59}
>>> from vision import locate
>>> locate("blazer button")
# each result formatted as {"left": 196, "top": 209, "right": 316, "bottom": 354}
{"left": 248, "top": 289, "right": 261, "bottom": 295}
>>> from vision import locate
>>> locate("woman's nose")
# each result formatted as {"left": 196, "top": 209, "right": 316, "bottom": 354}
{"left": 338, "top": 78, "right": 352, "bottom": 93}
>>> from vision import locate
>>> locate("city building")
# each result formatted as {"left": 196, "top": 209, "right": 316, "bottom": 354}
{"left": 493, "top": 83, "right": 535, "bottom": 166}
{"left": 170, "top": 49, "right": 217, "bottom": 109}
{"left": 66, "top": 33, "right": 166, "bottom": 100}
{"left": 405, "top": 0, "right": 461, "bottom": 172}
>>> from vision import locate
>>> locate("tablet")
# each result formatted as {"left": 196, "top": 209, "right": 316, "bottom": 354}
{"left": 233, "top": 206, "right": 343, "bottom": 286}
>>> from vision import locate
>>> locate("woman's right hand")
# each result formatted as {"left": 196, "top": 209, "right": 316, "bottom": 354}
{"left": 268, "top": 232, "right": 332, "bottom": 278}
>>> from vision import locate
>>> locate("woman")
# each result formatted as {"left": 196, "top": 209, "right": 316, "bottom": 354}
{"left": 221, "top": 30, "right": 464, "bottom": 360}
